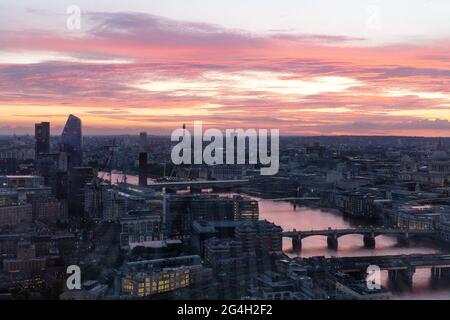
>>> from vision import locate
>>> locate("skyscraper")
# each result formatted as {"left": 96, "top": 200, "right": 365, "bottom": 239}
{"left": 68, "top": 166, "right": 94, "bottom": 218}
{"left": 139, "top": 152, "right": 148, "bottom": 186}
{"left": 35, "top": 122, "right": 50, "bottom": 158}
{"left": 139, "top": 132, "right": 148, "bottom": 149}
{"left": 60, "top": 114, "right": 83, "bottom": 168}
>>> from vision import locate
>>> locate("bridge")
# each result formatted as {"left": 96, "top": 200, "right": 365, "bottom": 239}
{"left": 265, "top": 197, "right": 321, "bottom": 202}
{"left": 305, "top": 253, "right": 450, "bottom": 289}
{"left": 121, "top": 179, "right": 249, "bottom": 193}
{"left": 282, "top": 228, "right": 436, "bottom": 250}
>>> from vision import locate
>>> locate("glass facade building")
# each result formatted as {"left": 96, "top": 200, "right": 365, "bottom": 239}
{"left": 60, "top": 114, "right": 83, "bottom": 168}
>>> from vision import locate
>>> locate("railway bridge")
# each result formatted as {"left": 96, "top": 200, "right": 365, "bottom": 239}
{"left": 305, "top": 253, "right": 450, "bottom": 289}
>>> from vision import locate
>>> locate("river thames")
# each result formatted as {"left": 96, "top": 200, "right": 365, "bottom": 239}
{"left": 257, "top": 198, "right": 449, "bottom": 300}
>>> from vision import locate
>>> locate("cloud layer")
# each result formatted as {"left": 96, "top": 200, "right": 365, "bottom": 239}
{"left": 0, "top": 11, "right": 450, "bottom": 136}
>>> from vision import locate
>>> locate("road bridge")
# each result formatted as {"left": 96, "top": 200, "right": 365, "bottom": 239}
{"left": 283, "top": 228, "right": 435, "bottom": 250}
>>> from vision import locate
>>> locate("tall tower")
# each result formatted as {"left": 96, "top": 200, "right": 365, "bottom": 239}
{"left": 139, "top": 132, "right": 148, "bottom": 150}
{"left": 35, "top": 122, "right": 50, "bottom": 158}
{"left": 139, "top": 152, "right": 148, "bottom": 186}
{"left": 60, "top": 114, "right": 83, "bottom": 169}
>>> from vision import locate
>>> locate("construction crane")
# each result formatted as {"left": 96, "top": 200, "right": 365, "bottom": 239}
{"left": 99, "top": 139, "right": 117, "bottom": 185}
{"left": 91, "top": 140, "right": 117, "bottom": 221}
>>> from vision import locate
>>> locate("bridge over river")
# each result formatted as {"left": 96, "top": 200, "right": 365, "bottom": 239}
{"left": 304, "top": 253, "right": 450, "bottom": 289}
{"left": 282, "top": 228, "right": 436, "bottom": 250}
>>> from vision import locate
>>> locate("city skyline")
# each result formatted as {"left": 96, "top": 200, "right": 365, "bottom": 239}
{"left": 3, "top": 1, "right": 450, "bottom": 305}
{"left": 1, "top": 1, "right": 450, "bottom": 136}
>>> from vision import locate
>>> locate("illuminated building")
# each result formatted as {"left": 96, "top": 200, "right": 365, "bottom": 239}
{"left": 121, "top": 255, "right": 209, "bottom": 298}
{"left": 0, "top": 175, "right": 44, "bottom": 189}
{"left": 0, "top": 190, "right": 18, "bottom": 207}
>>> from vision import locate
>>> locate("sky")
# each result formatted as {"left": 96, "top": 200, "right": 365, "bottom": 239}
{"left": 0, "top": 0, "right": 450, "bottom": 136}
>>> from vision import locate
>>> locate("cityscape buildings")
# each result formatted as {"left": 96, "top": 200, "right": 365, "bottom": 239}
{"left": 1, "top": 121, "right": 450, "bottom": 300}
{"left": 1, "top": 1, "right": 450, "bottom": 307}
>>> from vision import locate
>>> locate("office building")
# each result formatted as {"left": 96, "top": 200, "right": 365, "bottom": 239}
{"left": 139, "top": 132, "right": 148, "bottom": 149}
{"left": 163, "top": 194, "right": 259, "bottom": 238}
{"left": 68, "top": 167, "right": 95, "bottom": 218}
{"left": 0, "top": 203, "right": 32, "bottom": 228}
{"left": 60, "top": 114, "right": 83, "bottom": 168}
{"left": 35, "top": 122, "right": 50, "bottom": 158}
{"left": 139, "top": 152, "right": 148, "bottom": 187}
{"left": 121, "top": 255, "right": 211, "bottom": 298}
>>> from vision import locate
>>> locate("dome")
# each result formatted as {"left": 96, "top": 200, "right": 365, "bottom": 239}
{"left": 431, "top": 150, "right": 448, "bottom": 161}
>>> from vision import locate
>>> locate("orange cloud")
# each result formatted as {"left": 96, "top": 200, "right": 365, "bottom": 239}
{"left": 0, "top": 12, "right": 449, "bottom": 136}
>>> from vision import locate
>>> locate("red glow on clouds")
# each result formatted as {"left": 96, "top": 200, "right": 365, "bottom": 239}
{"left": 0, "top": 12, "right": 449, "bottom": 136}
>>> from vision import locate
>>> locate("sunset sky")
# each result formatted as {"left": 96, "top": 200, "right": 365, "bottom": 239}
{"left": 1, "top": 0, "right": 450, "bottom": 136}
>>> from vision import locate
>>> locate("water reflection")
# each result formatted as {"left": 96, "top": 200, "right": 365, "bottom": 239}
{"left": 100, "top": 172, "right": 450, "bottom": 299}
{"left": 258, "top": 198, "right": 450, "bottom": 299}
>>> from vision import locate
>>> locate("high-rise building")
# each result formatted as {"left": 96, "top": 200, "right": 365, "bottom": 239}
{"left": 139, "top": 152, "right": 148, "bottom": 186}
{"left": 204, "top": 238, "right": 247, "bottom": 299}
{"left": 162, "top": 195, "right": 259, "bottom": 238}
{"left": 60, "top": 115, "right": 83, "bottom": 168}
{"left": 68, "top": 167, "right": 94, "bottom": 218}
{"left": 139, "top": 132, "right": 148, "bottom": 149}
{"left": 35, "top": 122, "right": 50, "bottom": 158}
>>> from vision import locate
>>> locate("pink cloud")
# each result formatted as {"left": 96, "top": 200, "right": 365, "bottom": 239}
{"left": 0, "top": 12, "right": 450, "bottom": 136}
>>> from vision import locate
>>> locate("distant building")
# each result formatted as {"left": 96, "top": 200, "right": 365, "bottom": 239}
{"left": 31, "top": 196, "right": 68, "bottom": 224}
{"left": 235, "top": 220, "right": 283, "bottom": 253}
{"left": 0, "top": 175, "right": 44, "bottom": 189}
{"left": 60, "top": 114, "right": 83, "bottom": 168}
{"left": 163, "top": 194, "right": 259, "bottom": 238}
{"left": 0, "top": 153, "right": 18, "bottom": 175}
{"left": 249, "top": 270, "right": 314, "bottom": 300}
{"left": 0, "top": 190, "right": 18, "bottom": 207}
{"left": 138, "top": 152, "right": 148, "bottom": 186}
{"left": 68, "top": 167, "right": 95, "bottom": 218}
{"left": 204, "top": 238, "right": 248, "bottom": 299}
{"left": 35, "top": 122, "right": 50, "bottom": 159}
{"left": 85, "top": 184, "right": 148, "bottom": 222}
{"left": 203, "top": 220, "right": 282, "bottom": 299}
{"left": 84, "top": 182, "right": 110, "bottom": 221}
{"left": 437, "top": 216, "right": 450, "bottom": 243}
{"left": 3, "top": 241, "right": 46, "bottom": 274}
{"left": 120, "top": 210, "right": 161, "bottom": 249}
{"left": 233, "top": 195, "right": 259, "bottom": 221}
{"left": 235, "top": 220, "right": 283, "bottom": 273}
{"left": 332, "top": 273, "right": 392, "bottom": 300}
{"left": 210, "top": 165, "right": 247, "bottom": 180}
{"left": 139, "top": 132, "right": 148, "bottom": 150}
{"left": 342, "top": 193, "right": 377, "bottom": 218}
{"left": 121, "top": 255, "right": 211, "bottom": 298}
{"left": 0, "top": 203, "right": 32, "bottom": 228}
{"left": 60, "top": 280, "right": 108, "bottom": 300}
